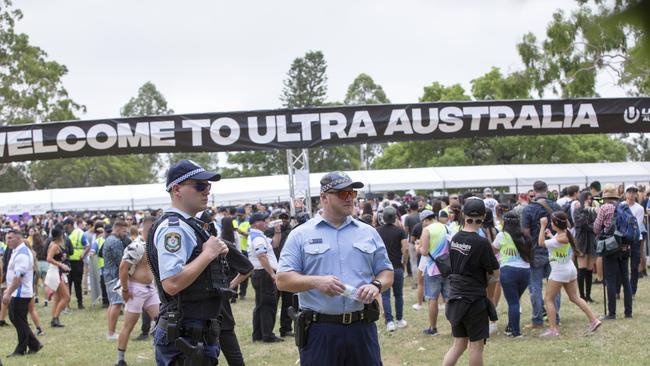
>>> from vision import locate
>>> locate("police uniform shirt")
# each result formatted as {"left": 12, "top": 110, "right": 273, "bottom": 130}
{"left": 278, "top": 214, "right": 393, "bottom": 315}
{"left": 6, "top": 242, "right": 34, "bottom": 298}
{"left": 154, "top": 208, "right": 201, "bottom": 281}
{"left": 248, "top": 228, "right": 278, "bottom": 271}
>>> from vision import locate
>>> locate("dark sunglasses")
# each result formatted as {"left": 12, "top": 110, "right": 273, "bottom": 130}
{"left": 327, "top": 190, "right": 358, "bottom": 200}
{"left": 528, "top": 195, "right": 535, "bottom": 199}
{"left": 465, "top": 217, "right": 484, "bottom": 225}
{"left": 181, "top": 181, "right": 211, "bottom": 192}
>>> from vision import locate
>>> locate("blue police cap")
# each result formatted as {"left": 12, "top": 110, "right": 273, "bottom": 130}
{"left": 320, "top": 171, "right": 364, "bottom": 193}
{"left": 166, "top": 160, "right": 221, "bottom": 192}
{"left": 249, "top": 212, "right": 268, "bottom": 224}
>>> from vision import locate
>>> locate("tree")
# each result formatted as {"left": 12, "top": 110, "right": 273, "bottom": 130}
{"left": 344, "top": 73, "right": 391, "bottom": 169}
{"left": 226, "top": 51, "right": 359, "bottom": 177}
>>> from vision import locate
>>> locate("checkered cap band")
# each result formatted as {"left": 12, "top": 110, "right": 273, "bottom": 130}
{"left": 165, "top": 168, "right": 205, "bottom": 192}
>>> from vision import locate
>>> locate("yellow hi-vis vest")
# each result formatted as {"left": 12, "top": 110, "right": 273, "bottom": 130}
{"left": 96, "top": 236, "right": 106, "bottom": 268}
{"left": 68, "top": 228, "right": 85, "bottom": 261}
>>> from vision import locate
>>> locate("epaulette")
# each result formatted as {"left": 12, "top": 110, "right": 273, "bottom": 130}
{"left": 168, "top": 216, "right": 180, "bottom": 227}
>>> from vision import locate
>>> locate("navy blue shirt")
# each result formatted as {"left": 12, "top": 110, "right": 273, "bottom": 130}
{"left": 522, "top": 198, "right": 561, "bottom": 256}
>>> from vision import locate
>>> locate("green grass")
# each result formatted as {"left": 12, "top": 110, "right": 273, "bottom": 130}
{"left": 1, "top": 275, "right": 649, "bottom": 366}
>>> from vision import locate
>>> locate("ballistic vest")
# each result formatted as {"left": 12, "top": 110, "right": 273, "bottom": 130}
{"left": 147, "top": 212, "right": 229, "bottom": 320}
{"left": 68, "top": 228, "right": 85, "bottom": 261}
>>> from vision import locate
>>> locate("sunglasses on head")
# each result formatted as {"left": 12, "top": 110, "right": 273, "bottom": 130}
{"left": 181, "top": 181, "right": 211, "bottom": 192}
{"left": 465, "top": 217, "right": 483, "bottom": 225}
{"left": 327, "top": 190, "right": 358, "bottom": 200}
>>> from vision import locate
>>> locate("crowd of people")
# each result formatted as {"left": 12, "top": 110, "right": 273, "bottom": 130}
{"left": 0, "top": 170, "right": 648, "bottom": 365}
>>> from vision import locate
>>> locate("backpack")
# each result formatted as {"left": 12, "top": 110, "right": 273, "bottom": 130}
{"left": 561, "top": 199, "right": 576, "bottom": 226}
{"left": 615, "top": 203, "right": 640, "bottom": 242}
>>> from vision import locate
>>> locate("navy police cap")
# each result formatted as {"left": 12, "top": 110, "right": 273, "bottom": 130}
{"left": 320, "top": 171, "right": 364, "bottom": 193}
{"left": 166, "top": 159, "right": 221, "bottom": 192}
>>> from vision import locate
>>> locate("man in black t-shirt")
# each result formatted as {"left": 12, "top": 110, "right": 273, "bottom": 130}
{"left": 404, "top": 202, "right": 420, "bottom": 278}
{"left": 443, "top": 199, "right": 499, "bottom": 366}
{"left": 376, "top": 206, "right": 408, "bottom": 332}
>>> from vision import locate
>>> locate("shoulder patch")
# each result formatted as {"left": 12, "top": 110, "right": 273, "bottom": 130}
{"left": 164, "top": 232, "right": 182, "bottom": 253}
{"left": 167, "top": 216, "right": 180, "bottom": 227}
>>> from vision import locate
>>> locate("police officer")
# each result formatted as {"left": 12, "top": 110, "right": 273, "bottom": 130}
{"left": 147, "top": 160, "right": 230, "bottom": 366}
{"left": 277, "top": 171, "right": 394, "bottom": 366}
{"left": 62, "top": 217, "right": 89, "bottom": 309}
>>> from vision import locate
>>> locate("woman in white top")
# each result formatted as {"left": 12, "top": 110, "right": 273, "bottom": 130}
{"left": 538, "top": 212, "right": 601, "bottom": 337}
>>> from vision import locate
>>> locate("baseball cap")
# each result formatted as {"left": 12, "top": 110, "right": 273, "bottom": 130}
{"left": 166, "top": 159, "right": 221, "bottom": 192}
{"left": 419, "top": 210, "right": 435, "bottom": 221}
{"left": 249, "top": 212, "right": 268, "bottom": 224}
{"left": 483, "top": 187, "right": 493, "bottom": 196}
{"left": 62, "top": 217, "right": 74, "bottom": 226}
{"left": 625, "top": 185, "right": 639, "bottom": 193}
{"left": 320, "top": 171, "right": 364, "bottom": 193}
{"left": 383, "top": 206, "right": 397, "bottom": 223}
{"left": 463, "top": 199, "right": 486, "bottom": 217}
{"left": 105, "top": 224, "right": 113, "bottom": 234}
{"left": 236, "top": 207, "right": 245, "bottom": 215}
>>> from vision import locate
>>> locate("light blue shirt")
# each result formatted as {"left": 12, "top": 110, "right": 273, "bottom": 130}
{"left": 155, "top": 208, "right": 200, "bottom": 281}
{"left": 278, "top": 214, "right": 393, "bottom": 315}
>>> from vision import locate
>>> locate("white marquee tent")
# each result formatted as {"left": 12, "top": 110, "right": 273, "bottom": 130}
{"left": 1, "top": 162, "right": 649, "bottom": 214}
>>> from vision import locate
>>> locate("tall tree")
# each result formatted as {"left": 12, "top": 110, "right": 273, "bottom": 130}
{"left": 344, "top": 73, "right": 390, "bottom": 168}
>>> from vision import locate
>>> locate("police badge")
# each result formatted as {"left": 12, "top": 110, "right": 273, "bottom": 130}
{"left": 164, "top": 232, "right": 182, "bottom": 253}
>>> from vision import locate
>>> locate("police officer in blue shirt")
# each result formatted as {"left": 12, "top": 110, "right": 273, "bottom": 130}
{"left": 147, "top": 160, "right": 230, "bottom": 366}
{"left": 277, "top": 171, "right": 394, "bottom": 366}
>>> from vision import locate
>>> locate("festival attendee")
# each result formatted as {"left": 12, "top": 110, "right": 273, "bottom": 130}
{"left": 537, "top": 213, "right": 601, "bottom": 337}
{"left": 45, "top": 226, "right": 70, "bottom": 328}
{"left": 623, "top": 185, "right": 644, "bottom": 296}
{"left": 2, "top": 229, "right": 43, "bottom": 357}
{"left": 103, "top": 220, "right": 128, "bottom": 340}
{"left": 419, "top": 210, "right": 451, "bottom": 337}
{"left": 410, "top": 211, "right": 435, "bottom": 311}
{"left": 574, "top": 191, "right": 597, "bottom": 302}
{"left": 492, "top": 212, "right": 531, "bottom": 338}
{"left": 483, "top": 188, "right": 499, "bottom": 220}
{"left": 376, "top": 206, "right": 408, "bottom": 332}
{"left": 442, "top": 199, "right": 499, "bottom": 366}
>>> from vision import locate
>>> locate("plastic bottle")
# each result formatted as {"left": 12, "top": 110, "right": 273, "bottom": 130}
{"left": 342, "top": 284, "right": 359, "bottom": 301}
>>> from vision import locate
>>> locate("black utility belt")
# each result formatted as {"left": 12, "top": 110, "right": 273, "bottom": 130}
{"left": 309, "top": 310, "right": 367, "bottom": 325}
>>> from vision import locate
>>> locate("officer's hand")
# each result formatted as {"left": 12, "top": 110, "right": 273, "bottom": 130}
{"left": 204, "top": 236, "right": 229, "bottom": 259}
{"left": 315, "top": 275, "right": 345, "bottom": 297}
{"left": 356, "top": 284, "right": 379, "bottom": 304}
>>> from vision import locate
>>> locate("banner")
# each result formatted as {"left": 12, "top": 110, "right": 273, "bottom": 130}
{"left": 0, "top": 97, "right": 649, "bottom": 163}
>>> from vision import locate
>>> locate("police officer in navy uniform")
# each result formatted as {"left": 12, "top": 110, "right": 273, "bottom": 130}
{"left": 277, "top": 171, "right": 394, "bottom": 366}
{"left": 147, "top": 160, "right": 230, "bottom": 366}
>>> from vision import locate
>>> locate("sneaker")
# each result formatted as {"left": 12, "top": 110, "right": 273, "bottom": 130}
{"left": 539, "top": 328, "right": 559, "bottom": 337}
{"left": 51, "top": 318, "right": 64, "bottom": 328}
{"left": 396, "top": 319, "right": 408, "bottom": 329}
{"left": 423, "top": 327, "right": 438, "bottom": 336}
{"left": 43, "top": 300, "right": 48, "bottom": 307}
{"left": 134, "top": 333, "right": 149, "bottom": 341}
{"left": 412, "top": 304, "right": 422, "bottom": 311}
{"left": 36, "top": 327, "right": 44, "bottom": 336}
{"left": 504, "top": 326, "right": 512, "bottom": 336}
{"left": 599, "top": 314, "right": 616, "bottom": 321}
{"left": 386, "top": 321, "right": 396, "bottom": 332}
{"left": 588, "top": 319, "right": 602, "bottom": 333}
{"left": 507, "top": 333, "right": 524, "bottom": 339}
{"left": 115, "top": 360, "right": 128, "bottom": 366}
{"left": 107, "top": 333, "right": 119, "bottom": 341}
{"left": 489, "top": 322, "right": 497, "bottom": 335}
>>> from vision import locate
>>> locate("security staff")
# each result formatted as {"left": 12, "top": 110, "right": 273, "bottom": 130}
{"left": 63, "top": 217, "right": 89, "bottom": 309}
{"left": 147, "top": 160, "right": 230, "bottom": 366}
{"left": 277, "top": 171, "right": 394, "bottom": 366}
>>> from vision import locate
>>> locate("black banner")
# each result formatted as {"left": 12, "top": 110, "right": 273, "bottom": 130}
{"left": 1, "top": 97, "right": 649, "bottom": 163}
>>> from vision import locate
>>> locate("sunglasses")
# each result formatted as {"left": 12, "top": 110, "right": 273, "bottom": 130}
{"left": 327, "top": 190, "right": 358, "bottom": 200}
{"left": 181, "top": 181, "right": 211, "bottom": 192}
{"left": 465, "top": 217, "right": 484, "bottom": 225}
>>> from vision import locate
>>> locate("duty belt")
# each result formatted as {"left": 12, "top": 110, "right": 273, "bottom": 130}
{"left": 310, "top": 310, "right": 366, "bottom": 325}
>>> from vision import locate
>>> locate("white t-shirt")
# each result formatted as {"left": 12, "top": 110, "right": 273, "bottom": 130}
{"left": 248, "top": 228, "right": 278, "bottom": 271}
{"left": 483, "top": 197, "right": 499, "bottom": 218}
{"left": 6, "top": 243, "right": 34, "bottom": 298}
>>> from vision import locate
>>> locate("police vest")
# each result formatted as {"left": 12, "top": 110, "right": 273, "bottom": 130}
{"left": 147, "top": 212, "right": 229, "bottom": 320}
{"left": 96, "top": 236, "right": 106, "bottom": 268}
{"left": 0, "top": 241, "right": 6, "bottom": 254}
{"left": 68, "top": 228, "right": 85, "bottom": 261}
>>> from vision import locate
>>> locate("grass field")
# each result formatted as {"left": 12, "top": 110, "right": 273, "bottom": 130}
{"left": 1, "top": 273, "right": 649, "bottom": 366}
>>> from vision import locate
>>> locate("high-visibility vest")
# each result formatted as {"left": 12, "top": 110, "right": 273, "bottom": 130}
{"left": 0, "top": 241, "right": 6, "bottom": 255}
{"left": 96, "top": 236, "right": 105, "bottom": 268}
{"left": 68, "top": 228, "right": 85, "bottom": 261}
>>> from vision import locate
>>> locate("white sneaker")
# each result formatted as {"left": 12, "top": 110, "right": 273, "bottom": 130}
{"left": 412, "top": 303, "right": 422, "bottom": 311}
{"left": 386, "top": 321, "right": 396, "bottom": 332}
{"left": 396, "top": 319, "right": 408, "bottom": 329}
{"left": 106, "top": 333, "right": 119, "bottom": 341}
{"left": 489, "top": 322, "right": 497, "bottom": 335}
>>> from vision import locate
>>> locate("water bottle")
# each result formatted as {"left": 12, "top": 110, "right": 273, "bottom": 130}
{"left": 342, "top": 284, "right": 359, "bottom": 301}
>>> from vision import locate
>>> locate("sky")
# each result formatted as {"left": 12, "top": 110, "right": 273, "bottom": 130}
{"left": 15, "top": 0, "right": 625, "bottom": 121}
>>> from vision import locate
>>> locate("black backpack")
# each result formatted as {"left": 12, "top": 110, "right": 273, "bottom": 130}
{"left": 561, "top": 199, "right": 576, "bottom": 226}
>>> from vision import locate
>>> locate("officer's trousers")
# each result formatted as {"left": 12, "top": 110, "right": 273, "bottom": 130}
{"left": 251, "top": 269, "right": 278, "bottom": 341}
{"left": 68, "top": 260, "right": 84, "bottom": 307}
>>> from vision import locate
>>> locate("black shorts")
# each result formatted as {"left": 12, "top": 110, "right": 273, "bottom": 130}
{"left": 448, "top": 300, "right": 489, "bottom": 342}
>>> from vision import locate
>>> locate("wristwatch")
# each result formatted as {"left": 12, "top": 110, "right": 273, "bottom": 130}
{"left": 371, "top": 279, "right": 382, "bottom": 292}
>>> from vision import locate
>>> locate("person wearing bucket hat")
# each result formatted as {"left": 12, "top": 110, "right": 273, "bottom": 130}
{"left": 277, "top": 171, "right": 393, "bottom": 366}
{"left": 623, "top": 185, "right": 644, "bottom": 296}
{"left": 146, "top": 160, "right": 231, "bottom": 365}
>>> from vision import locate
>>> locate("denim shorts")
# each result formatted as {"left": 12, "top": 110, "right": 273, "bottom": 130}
{"left": 424, "top": 274, "right": 449, "bottom": 300}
